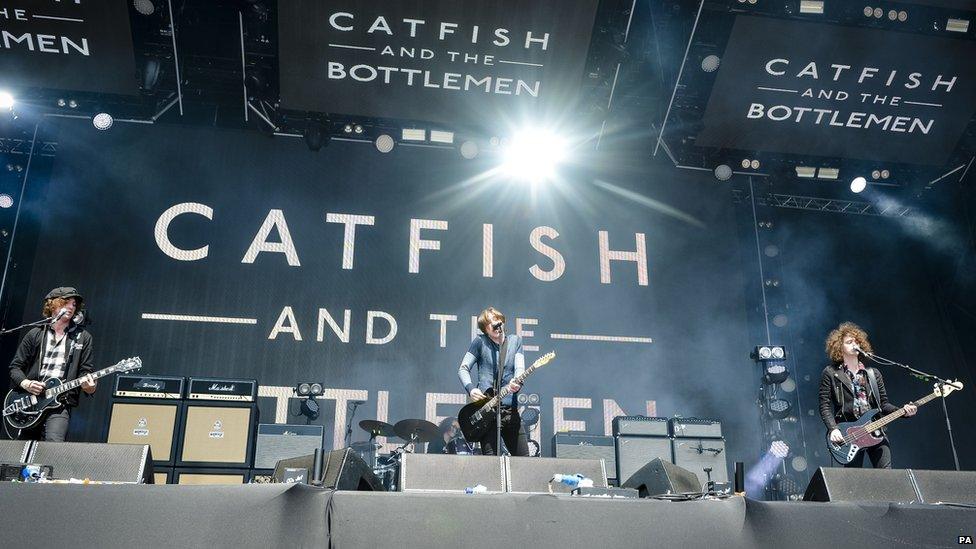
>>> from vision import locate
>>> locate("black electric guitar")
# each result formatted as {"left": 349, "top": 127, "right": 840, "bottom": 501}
{"left": 827, "top": 379, "right": 962, "bottom": 465}
{"left": 457, "top": 351, "right": 555, "bottom": 442}
{"left": 3, "top": 357, "right": 142, "bottom": 431}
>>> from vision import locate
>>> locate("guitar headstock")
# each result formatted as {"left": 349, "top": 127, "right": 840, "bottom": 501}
{"left": 532, "top": 351, "right": 556, "bottom": 369}
{"left": 113, "top": 357, "right": 143, "bottom": 374}
{"left": 935, "top": 380, "right": 963, "bottom": 397}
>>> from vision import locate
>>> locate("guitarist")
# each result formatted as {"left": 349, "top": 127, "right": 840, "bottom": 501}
{"left": 8, "top": 287, "right": 96, "bottom": 441}
{"left": 818, "top": 322, "right": 916, "bottom": 468}
{"left": 456, "top": 307, "right": 528, "bottom": 456}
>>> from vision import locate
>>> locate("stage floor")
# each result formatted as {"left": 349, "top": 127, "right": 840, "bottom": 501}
{"left": 0, "top": 483, "right": 973, "bottom": 548}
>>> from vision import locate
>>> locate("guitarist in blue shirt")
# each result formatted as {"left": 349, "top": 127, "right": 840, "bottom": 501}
{"left": 818, "top": 322, "right": 917, "bottom": 468}
{"left": 457, "top": 307, "right": 529, "bottom": 456}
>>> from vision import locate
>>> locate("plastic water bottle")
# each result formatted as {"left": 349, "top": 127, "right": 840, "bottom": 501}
{"left": 464, "top": 484, "right": 488, "bottom": 494}
{"left": 552, "top": 474, "right": 594, "bottom": 488}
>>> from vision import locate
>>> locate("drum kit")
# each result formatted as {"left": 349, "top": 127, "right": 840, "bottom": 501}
{"left": 350, "top": 418, "right": 445, "bottom": 491}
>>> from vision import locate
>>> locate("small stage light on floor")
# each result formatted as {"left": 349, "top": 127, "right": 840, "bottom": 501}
{"left": 296, "top": 382, "right": 324, "bottom": 422}
{"left": 713, "top": 164, "right": 733, "bottom": 181}
{"left": 850, "top": 176, "right": 867, "bottom": 193}
{"left": 767, "top": 398, "right": 793, "bottom": 420}
{"left": 0, "top": 194, "right": 13, "bottom": 209}
{"left": 375, "top": 134, "right": 395, "bottom": 153}
{"left": 93, "top": 113, "right": 114, "bottom": 131}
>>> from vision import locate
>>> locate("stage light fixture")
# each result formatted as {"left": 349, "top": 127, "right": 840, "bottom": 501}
{"left": 817, "top": 167, "right": 839, "bottom": 180}
{"left": 142, "top": 57, "right": 162, "bottom": 92}
{"left": 92, "top": 113, "right": 114, "bottom": 131}
{"left": 343, "top": 124, "right": 353, "bottom": 134}
{"left": 0, "top": 91, "right": 14, "bottom": 110}
{"left": 300, "top": 397, "right": 320, "bottom": 421}
{"left": 750, "top": 159, "right": 760, "bottom": 169}
{"left": 880, "top": 169, "right": 890, "bottom": 179}
{"left": 68, "top": 99, "right": 78, "bottom": 109}
{"left": 779, "top": 378, "right": 796, "bottom": 393}
{"left": 500, "top": 129, "right": 568, "bottom": 183}
{"left": 701, "top": 55, "right": 720, "bottom": 73}
{"left": 309, "top": 383, "right": 323, "bottom": 396}
{"left": 770, "top": 440, "right": 789, "bottom": 458}
{"left": 296, "top": 382, "right": 311, "bottom": 396}
{"left": 133, "top": 0, "right": 157, "bottom": 15}
{"left": 0, "top": 194, "right": 13, "bottom": 209}
{"left": 354, "top": 124, "right": 364, "bottom": 134}
{"left": 401, "top": 128, "right": 426, "bottom": 141}
{"left": 754, "top": 345, "right": 785, "bottom": 361}
{"left": 799, "top": 1, "right": 824, "bottom": 14}
{"left": 768, "top": 398, "right": 793, "bottom": 420}
{"left": 763, "top": 362, "right": 789, "bottom": 385}
{"left": 850, "top": 176, "right": 867, "bottom": 193}
{"left": 459, "top": 140, "right": 479, "bottom": 159}
{"left": 375, "top": 134, "right": 395, "bottom": 153}
{"left": 871, "top": 170, "right": 881, "bottom": 180}
{"left": 57, "top": 98, "right": 66, "bottom": 108}
{"left": 714, "top": 164, "right": 733, "bottom": 181}
{"left": 790, "top": 455, "right": 808, "bottom": 472}
{"left": 429, "top": 130, "right": 454, "bottom": 144}
{"left": 303, "top": 119, "right": 329, "bottom": 152}
{"left": 947, "top": 18, "right": 969, "bottom": 33}
{"left": 795, "top": 166, "right": 816, "bottom": 178}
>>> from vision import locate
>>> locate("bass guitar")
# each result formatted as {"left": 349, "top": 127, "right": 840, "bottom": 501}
{"left": 457, "top": 351, "right": 555, "bottom": 442}
{"left": 3, "top": 357, "right": 142, "bottom": 431}
{"left": 827, "top": 379, "right": 962, "bottom": 465}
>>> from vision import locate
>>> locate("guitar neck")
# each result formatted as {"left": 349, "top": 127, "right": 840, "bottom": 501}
{"left": 47, "top": 367, "right": 115, "bottom": 396}
{"left": 864, "top": 391, "right": 939, "bottom": 432}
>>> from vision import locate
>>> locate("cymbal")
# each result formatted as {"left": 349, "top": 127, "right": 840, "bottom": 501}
{"left": 394, "top": 419, "right": 441, "bottom": 443}
{"left": 359, "top": 419, "right": 396, "bottom": 438}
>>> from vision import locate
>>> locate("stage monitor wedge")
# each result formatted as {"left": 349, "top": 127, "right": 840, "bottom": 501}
{"left": 28, "top": 442, "right": 153, "bottom": 484}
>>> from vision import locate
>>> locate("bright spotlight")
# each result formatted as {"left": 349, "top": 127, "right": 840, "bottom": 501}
{"left": 0, "top": 91, "right": 14, "bottom": 110}
{"left": 500, "top": 129, "right": 568, "bottom": 183}
{"left": 0, "top": 194, "right": 13, "bottom": 209}
{"left": 850, "top": 176, "right": 867, "bottom": 193}
{"left": 92, "top": 113, "right": 114, "bottom": 131}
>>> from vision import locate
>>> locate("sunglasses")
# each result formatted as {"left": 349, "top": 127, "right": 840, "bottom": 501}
{"left": 490, "top": 321, "right": 504, "bottom": 331}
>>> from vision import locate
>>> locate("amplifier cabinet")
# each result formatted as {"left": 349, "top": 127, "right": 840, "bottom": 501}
{"left": 614, "top": 435, "right": 673, "bottom": 486}
{"left": 672, "top": 437, "right": 729, "bottom": 485}
{"left": 670, "top": 418, "right": 723, "bottom": 439}
{"left": 253, "top": 424, "right": 324, "bottom": 469}
{"left": 613, "top": 416, "right": 669, "bottom": 437}
{"left": 176, "top": 402, "right": 257, "bottom": 468}
{"left": 106, "top": 400, "right": 183, "bottom": 466}
{"left": 174, "top": 467, "right": 249, "bottom": 485}
{"left": 552, "top": 434, "right": 616, "bottom": 483}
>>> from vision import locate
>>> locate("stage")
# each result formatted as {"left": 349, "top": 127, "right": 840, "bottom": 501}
{"left": 0, "top": 483, "right": 973, "bottom": 548}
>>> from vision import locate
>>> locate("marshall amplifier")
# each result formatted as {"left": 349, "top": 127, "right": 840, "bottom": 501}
{"left": 670, "top": 418, "right": 723, "bottom": 439}
{"left": 612, "top": 416, "right": 669, "bottom": 437}
{"left": 114, "top": 375, "right": 185, "bottom": 399}
{"left": 187, "top": 378, "right": 257, "bottom": 402}
{"left": 552, "top": 434, "right": 616, "bottom": 483}
{"left": 253, "top": 424, "right": 325, "bottom": 469}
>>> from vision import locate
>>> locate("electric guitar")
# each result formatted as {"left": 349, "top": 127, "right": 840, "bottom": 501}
{"left": 457, "top": 351, "right": 555, "bottom": 442}
{"left": 3, "top": 357, "right": 142, "bottom": 430}
{"left": 826, "top": 379, "right": 962, "bottom": 465}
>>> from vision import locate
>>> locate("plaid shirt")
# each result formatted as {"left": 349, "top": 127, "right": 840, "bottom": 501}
{"left": 39, "top": 329, "right": 70, "bottom": 381}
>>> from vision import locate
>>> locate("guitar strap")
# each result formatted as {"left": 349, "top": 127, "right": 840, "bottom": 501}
{"left": 865, "top": 367, "right": 886, "bottom": 435}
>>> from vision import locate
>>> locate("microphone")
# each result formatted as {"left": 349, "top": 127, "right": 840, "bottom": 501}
{"left": 853, "top": 344, "right": 868, "bottom": 356}
{"left": 71, "top": 310, "right": 85, "bottom": 325}
{"left": 347, "top": 400, "right": 366, "bottom": 407}
{"left": 50, "top": 308, "right": 70, "bottom": 324}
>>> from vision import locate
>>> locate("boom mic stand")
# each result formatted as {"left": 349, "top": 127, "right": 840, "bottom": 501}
{"left": 0, "top": 316, "right": 55, "bottom": 336}
{"left": 860, "top": 349, "right": 962, "bottom": 471}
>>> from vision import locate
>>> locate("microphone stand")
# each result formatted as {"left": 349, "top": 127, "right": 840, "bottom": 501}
{"left": 860, "top": 349, "right": 961, "bottom": 471}
{"left": 0, "top": 316, "right": 55, "bottom": 336}
{"left": 344, "top": 402, "right": 362, "bottom": 448}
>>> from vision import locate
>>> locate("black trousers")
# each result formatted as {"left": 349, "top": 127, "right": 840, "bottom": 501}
{"left": 844, "top": 438, "right": 892, "bottom": 469}
{"left": 20, "top": 408, "right": 71, "bottom": 442}
{"left": 476, "top": 406, "right": 528, "bottom": 457}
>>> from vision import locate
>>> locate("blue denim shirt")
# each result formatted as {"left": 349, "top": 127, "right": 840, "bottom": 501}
{"left": 458, "top": 334, "right": 523, "bottom": 406}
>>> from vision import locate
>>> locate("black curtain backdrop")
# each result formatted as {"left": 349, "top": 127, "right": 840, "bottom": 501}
{"left": 17, "top": 119, "right": 757, "bottom": 461}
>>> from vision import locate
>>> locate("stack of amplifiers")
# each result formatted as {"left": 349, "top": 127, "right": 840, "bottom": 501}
{"left": 670, "top": 417, "right": 728, "bottom": 485}
{"left": 107, "top": 374, "right": 186, "bottom": 481}
{"left": 613, "top": 416, "right": 672, "bottom": 486}
{"left": 176, "top": 377, "right": 258, "bottom": 483}
{"left": 552, "top": 434, "right": 616, "bottom": 484}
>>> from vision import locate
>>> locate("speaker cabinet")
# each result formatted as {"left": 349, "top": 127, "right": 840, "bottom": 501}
{"left": 398, "top": 453, "right": 506, "bottom": 493}
{"left": 107, "top": 401, "right": 182, "bottom": 466}
{"left": 506, "top": 456, "right": 608, "bottom": 494}
{"left": 274, "top": 449, "right": 385, "bottom": 491}
{"left": 253, "top": 424, "right": 324, "bottom": 469}
{"left": 672, "top": 437, "right": 729, "bottom": 485}
{"left": 622, "top": 457, "right": 701, "bottom": 497}
{"left": 28, "top": 442, "right": 153, "bottom": 483}
{"left": 174, "top": 468, "right": 248, "bottom": 485}
{"left": 614, "top": 435, "right": 673, "bottom": 486}
{"left": 0, "top": 439, "right": 32, "bottom": 463}
{"left": 552, "top": 434, "right": 616, "bottom": 483}
{"left": 911, "top": 469, "right": 976, "bottom": 505}
{"left": 177, "top": 403, "right": 256, "bottom": 468}
{"left": 803, "top": 467, "right": 920, "bottom": 502}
